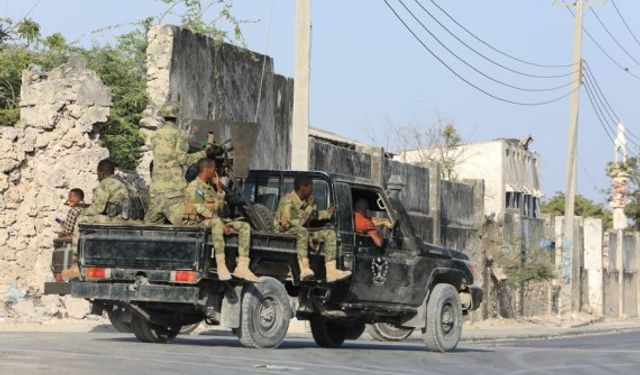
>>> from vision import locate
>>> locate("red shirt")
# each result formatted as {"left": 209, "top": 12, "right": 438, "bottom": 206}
{"left": 354, "top": 212, "right": 376, "bottom": 234}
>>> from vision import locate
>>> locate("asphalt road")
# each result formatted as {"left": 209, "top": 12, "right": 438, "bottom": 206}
{"left": 1, "top": 328, "right": 640, "bottom": 375}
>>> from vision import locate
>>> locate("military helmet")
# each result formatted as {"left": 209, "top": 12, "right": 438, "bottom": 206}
{"left": 158, "top": 102, "right": 181, "bottom": 119}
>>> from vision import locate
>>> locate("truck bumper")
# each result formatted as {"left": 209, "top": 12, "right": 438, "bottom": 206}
{"left": 468, "top": 285, "right": 483, "bottom": 311}
{"left": 44, "top": 281, "right": 199, "bottom": 304}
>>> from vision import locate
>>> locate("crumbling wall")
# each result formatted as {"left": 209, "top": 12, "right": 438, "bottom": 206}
{"left": 0, "top": 59, "right": 110, "bottom": 317}
{"left": 138, "top": 24, "right": 293, "bottom": 181}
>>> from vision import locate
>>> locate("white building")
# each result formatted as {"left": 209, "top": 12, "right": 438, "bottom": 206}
{"left": 398, "top": 137, "right": 543, "bottom": 219}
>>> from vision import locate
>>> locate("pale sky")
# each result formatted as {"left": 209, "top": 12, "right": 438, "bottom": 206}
{"left": 5, "top": 0, "right": 640, "bottom": 203}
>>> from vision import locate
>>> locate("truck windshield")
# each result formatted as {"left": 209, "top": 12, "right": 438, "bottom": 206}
{"left": 388, "top": 196, "right": 418, "bottom": 239}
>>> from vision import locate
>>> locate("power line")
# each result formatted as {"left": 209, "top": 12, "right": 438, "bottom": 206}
{"left": 582, "top": 78, "right": 616, "bottom": 144}
{"left": 589, "top": 7, "right": 640, "bottom": 68}
{"left": 611, "top": 0, "right": 640, "bottom": 50}
{"left": 583, "top": 61, "right": 640, "bottom": 144}
{"left": 412, "top": 0, "right": 577, "bottom": 79}
{"left": 428, "top": 0, "right": 577, "bottom": 69}
{"left": 396, "top": 0, "right": 578, "bottom": 92}
{"left": 382, "top": 0, "right": 579, "bottom": 106}
{"left": 566, "top": 7, "right": 640, "bottom": 80}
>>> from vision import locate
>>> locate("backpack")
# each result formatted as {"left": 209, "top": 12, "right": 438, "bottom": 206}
{"left": 113, "top": 176, "right": 147, "bottom": 221}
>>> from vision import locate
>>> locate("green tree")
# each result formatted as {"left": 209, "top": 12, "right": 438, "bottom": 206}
{"left": 0, "top": 1, "right": 248, "bottom": 169}
{"left": 540, "top": 192, "right": 613, "bottom": 230}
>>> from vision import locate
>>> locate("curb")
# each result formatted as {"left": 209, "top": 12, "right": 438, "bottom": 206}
{"left": 459, "top": 325, "right": 640, "bottom": 343}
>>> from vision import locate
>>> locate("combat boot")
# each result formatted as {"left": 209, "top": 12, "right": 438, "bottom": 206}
{"left": 215, "top": 255, "right": 232, "bottom": 281}
{"left": 325, "top": 260, "right": 352, "bottom": 283}
{"left": 233, "top": 257, "right": 260, "bottom": 282}
{"left": 298, "top": 257, "right": 315, "bottom": 281}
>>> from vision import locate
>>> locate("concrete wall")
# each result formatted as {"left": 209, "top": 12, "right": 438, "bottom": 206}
{"left": 309, "top": 138, "right": 371, "bottom": 179}
{"left": 140, "top": 25, "right": 293, "bottom": 180}
{"left": 583, "top": 218, "right": 603, "bottom": 315}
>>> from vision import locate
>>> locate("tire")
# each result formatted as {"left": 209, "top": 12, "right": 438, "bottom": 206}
{"left": 345, "top": 320, "right": 366, "bottom": 340}
{"left": 130, "top": 315, "right": 180, "bottom": 344}
{"left": 310, "top": 317, "right": 347, "bottom": 348}
{"left": 179, "top": 322, "right": 201, "bottom": 335}
{"left": 422, "top": 283, "right": 463, "bottom": 352}
{"left": 237, "top": 276, "right": 291, "bottom": 348}
{"left": 366, "top": 322, "right": 414, "bottom": 342}
{"left": 107, "top": 310, "right": 132, "bottom": 333}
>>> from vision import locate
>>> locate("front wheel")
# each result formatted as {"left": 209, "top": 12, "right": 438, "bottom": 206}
{"left": 422, "top": 283, "right": 463, "bottom": 352}
{"left": 310, "top": 317, "right": 348, "bottom": 348}
{"left": 130, "top": 315, "right": 180, "bottom": 344}
{"left": 237, "top": 276, "right": 291, "bottom": 348}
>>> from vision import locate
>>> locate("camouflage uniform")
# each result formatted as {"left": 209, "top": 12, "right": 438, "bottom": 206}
{"left": 145, "top": 119, "right": 205, "bottom": 225}
{"left": 273, "top": 191, "right": 336, "bottom": 261}
{"left": 72, "top": 176, "right": 129, "bottom": 249}
{"left": 184, "top": 176, "right": 251, "bottom": 256}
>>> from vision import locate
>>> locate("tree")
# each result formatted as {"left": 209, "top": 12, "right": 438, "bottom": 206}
{"left": 384, "top": 116, "right": 463, "bottom": 180}
{"left": 540, "top": 192, "right": 613, "bottom": 230}
{"left": 0, "top": 1, "right": 249, "bottom": 169}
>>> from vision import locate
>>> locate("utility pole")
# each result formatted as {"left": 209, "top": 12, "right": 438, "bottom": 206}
{"left": 291, "top": 0, "right": 311, "bottom": 170}
{"left": 562, "top": 0, "right": 584, "bottom": 314}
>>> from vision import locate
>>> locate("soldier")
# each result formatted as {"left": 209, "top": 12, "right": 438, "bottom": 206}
{"left": 274, "top": 175, "right": 352, "bottom": 283}
{"left": 184, "top": 158, "right": 259, "bottom": 282}
{"left": 65, "top": 159, "right": 130, "bottom": 279}
{"left": 145, "top": 102, "right": 210, "bottom": 225}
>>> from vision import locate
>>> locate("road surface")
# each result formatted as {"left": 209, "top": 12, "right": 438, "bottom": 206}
{"left": 1, "top": 328, "right": 639, "bottom": 374}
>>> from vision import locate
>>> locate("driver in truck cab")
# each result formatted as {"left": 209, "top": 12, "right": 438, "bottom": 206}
{"left": 273, "top": 175, "right": 352, "bottom": 283}
{"left": 184, "top": 158, "right": 260, "bottom": 282}
{"left": 354, "top": 198, "right": 394, "bottom": 247}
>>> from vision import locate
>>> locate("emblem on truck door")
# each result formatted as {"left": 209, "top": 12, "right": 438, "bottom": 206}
{"left": 371, "top": 257, "right": 389, "bottom": 286}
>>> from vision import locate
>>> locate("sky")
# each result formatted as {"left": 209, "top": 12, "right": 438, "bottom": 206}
{"left": 4, "top": 0, "right": 640, "bottom": 204}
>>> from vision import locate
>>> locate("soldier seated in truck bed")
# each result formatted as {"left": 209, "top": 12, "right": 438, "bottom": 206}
{"left": 273, "top": 175, "right": 351, "bottom": 283}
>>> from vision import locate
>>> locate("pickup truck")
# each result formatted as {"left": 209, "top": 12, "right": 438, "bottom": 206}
{"left": 45, "top": 169, "right": 482, "bottom": 352}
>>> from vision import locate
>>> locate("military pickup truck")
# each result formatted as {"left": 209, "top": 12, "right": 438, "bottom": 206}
{"left": 45, "top": 170, "right": 482, "bottom": 352}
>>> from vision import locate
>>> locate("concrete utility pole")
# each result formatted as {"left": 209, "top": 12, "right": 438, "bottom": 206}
{"left": 562, "top": 0, "right": 584, "bottom": 314}
{"left": 291, "top": 0, "right": 311, "bottom": 170}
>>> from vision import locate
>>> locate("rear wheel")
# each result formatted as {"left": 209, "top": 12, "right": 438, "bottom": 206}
{"left": 107, "top": 310, "right": 132, "bottom": 333}
{"left": 130, "top": 315, "right": 180, "bottom": 344}
{"left": 345, "top": 320, "right": 366, "bottom": 340}
{"left": 366, "top": 322, "right": 414, "bottom": 342}
{"left": 237, "top": 276, "right": 291, "bottom": 348}
{"left": 310, "top": 317, "right": 347, "bottom": 348}
{"left": 423, "top": 283, "right": 463, "bottom": 352}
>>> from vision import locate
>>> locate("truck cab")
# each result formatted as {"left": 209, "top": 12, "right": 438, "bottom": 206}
{"left": 45, "top": 169, "right": 482, "bottom": 352}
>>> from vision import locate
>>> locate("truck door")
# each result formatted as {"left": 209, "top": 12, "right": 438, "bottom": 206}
{"left": 345, "top": 187, "right": 416, "bottom": 306}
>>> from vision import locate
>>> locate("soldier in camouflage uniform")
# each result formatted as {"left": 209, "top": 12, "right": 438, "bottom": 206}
{"left": 274, "top": 175, "right": 352, "bottom": 283}
{"left": 145, "top": 102, "right": 210, "bottom": 225}
{"left": 184, "top": 158, "right": 259, "bottom": 282}
{"left": 65, "top": 159, "right": 130, "bottom": 280}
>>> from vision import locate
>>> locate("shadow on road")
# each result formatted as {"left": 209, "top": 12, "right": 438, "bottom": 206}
{"left": 95, "top": 335, "right": 492, "bottom": 353}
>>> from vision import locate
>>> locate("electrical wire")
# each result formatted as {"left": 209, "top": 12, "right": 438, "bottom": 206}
{"left": 566, "top": 7, "right": 640, "bottom": 80}
{"left": 382, "top": 0, "right": 579, "bottom": 106}
{"left": 429, "top": 0, "right": 577, "bottom": 69}
{"left": 583, "top": 79, "right": 616, "bottom": 144}
{"left": 589, "top": 7, "right": 640, "bottom": 68}
{"left": 611, "top": 0, "right": 640, "bottom": 51}
{"left": 412, "top": 0, "right": 578, "bottom": 79}
{"left": 396, "top": 0, "right": 578, "bottom": 92}
{"left": 583, "top": 61, "right": 640, "bottom": 144}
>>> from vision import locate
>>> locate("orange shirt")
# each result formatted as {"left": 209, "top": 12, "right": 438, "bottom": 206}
{"left": 354, "top": 212, "right": 376, "bottom": 234}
